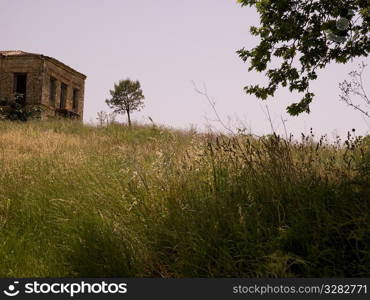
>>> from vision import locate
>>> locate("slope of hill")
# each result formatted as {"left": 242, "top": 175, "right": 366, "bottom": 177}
{"left": 0, "top": 121, "right": 369, "bottom": 277}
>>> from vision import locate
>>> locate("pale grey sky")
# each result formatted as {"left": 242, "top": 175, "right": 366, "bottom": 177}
{"left": 1, "top": 0, "right": 369, "bottom": 138}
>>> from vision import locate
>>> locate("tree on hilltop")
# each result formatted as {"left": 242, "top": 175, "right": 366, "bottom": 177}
{"left": 106, "top": 79, "right": 145, "bottom": 126}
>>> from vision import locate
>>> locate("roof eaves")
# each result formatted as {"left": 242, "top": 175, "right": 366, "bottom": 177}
{"left": 42, "top": 55, "right": 87, "bottom": 80}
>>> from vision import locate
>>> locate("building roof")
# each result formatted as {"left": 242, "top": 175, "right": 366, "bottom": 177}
{"left": 0, "top": 50, "right": 40, "bottom": 56}
{"left": 0, "top": 50, "right": 86, "bottom": 79}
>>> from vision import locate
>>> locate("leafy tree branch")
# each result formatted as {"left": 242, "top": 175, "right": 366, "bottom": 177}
{"left": 237, "top": 0, "right": 370, "bottom": 115}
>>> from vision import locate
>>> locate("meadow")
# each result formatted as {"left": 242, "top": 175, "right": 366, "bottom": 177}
{"left": 0, "top": 120, "right": 369, "bottom": 277}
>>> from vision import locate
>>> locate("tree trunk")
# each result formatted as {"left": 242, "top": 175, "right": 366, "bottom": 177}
{"left": 127, "top": 110, "right": 131, "bottom": 127}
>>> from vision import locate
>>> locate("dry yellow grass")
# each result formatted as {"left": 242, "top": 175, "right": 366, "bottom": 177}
{"left": 0, "top": 120, "right": 368, "bottom": 277}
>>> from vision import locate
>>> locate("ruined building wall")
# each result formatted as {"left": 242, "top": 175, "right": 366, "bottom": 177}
{"left": 40, "top": 59, "right": 85, "bottom": 118}
{"left": 0, "top": 55, "right": 43, "bottom": 104}
{"left": 0, "top": 53, "right": 86, "bottom": 120}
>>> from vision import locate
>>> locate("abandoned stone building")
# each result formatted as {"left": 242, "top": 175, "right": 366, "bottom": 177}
{"left": 0, "top": 50, "right": 86, "bottom": 120}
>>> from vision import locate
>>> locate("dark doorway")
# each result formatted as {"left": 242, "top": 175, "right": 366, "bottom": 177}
{"left": 49, "top": 77, "right": 57, "bottom": 107}
{"left": 72, "top": 89, "right": 79, "bottom": 111}
{"left": 60, "top": 83, "right": 67, "bottom": 109}
{"left": 14, "top": 73, "right": 27, "bottom": 100}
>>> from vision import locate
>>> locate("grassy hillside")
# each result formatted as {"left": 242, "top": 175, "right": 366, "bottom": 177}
{"left": 0, "top": 120, "right": 369, "bottom": 277}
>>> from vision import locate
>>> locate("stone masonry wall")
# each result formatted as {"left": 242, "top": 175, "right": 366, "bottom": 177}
{"left": 0, "top": 56, "right": 43, "bottom": 104}
{"left": 41, "top": 59, "right": 85, "bottom": 118}
{"left": 0, "top": 54, "right": 85, "bottom": 120}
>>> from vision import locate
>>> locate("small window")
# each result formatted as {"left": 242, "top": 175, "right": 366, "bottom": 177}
{"left": 14, "top": 73, "right": 27, "bottom": 100}
{"left": 60, "top": 83, "right": 67, "bottom": 109}
{"left": 49, "top": 77, "right": 57, "bottom": 106}
{"left": 72, "top": 89, "right": 79, "bottom": 111}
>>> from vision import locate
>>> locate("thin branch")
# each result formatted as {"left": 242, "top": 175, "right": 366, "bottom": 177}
{"left": 339, "top": 62, "right": 370, "bottom": 119}
{"left": 281, "top": 115, "right": 289, "bottom": 140}
{"left": 192, "top": 81, "right": 235, "bottom": 135}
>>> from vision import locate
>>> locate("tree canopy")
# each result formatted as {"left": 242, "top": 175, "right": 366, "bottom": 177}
{"left": 105, "top": 79, "right": 145, "bottom": 126}
{"left": 237, "top": 0, "right": 370, "bottom": 115}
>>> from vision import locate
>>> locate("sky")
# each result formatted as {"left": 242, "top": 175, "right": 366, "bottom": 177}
{"left": 1, "top": 0, "right": 369, "bottom": 138}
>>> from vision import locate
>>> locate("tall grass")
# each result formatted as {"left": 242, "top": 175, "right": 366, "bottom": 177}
{"left": 0, "top": 120, "right": 369, "bottom": 277}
